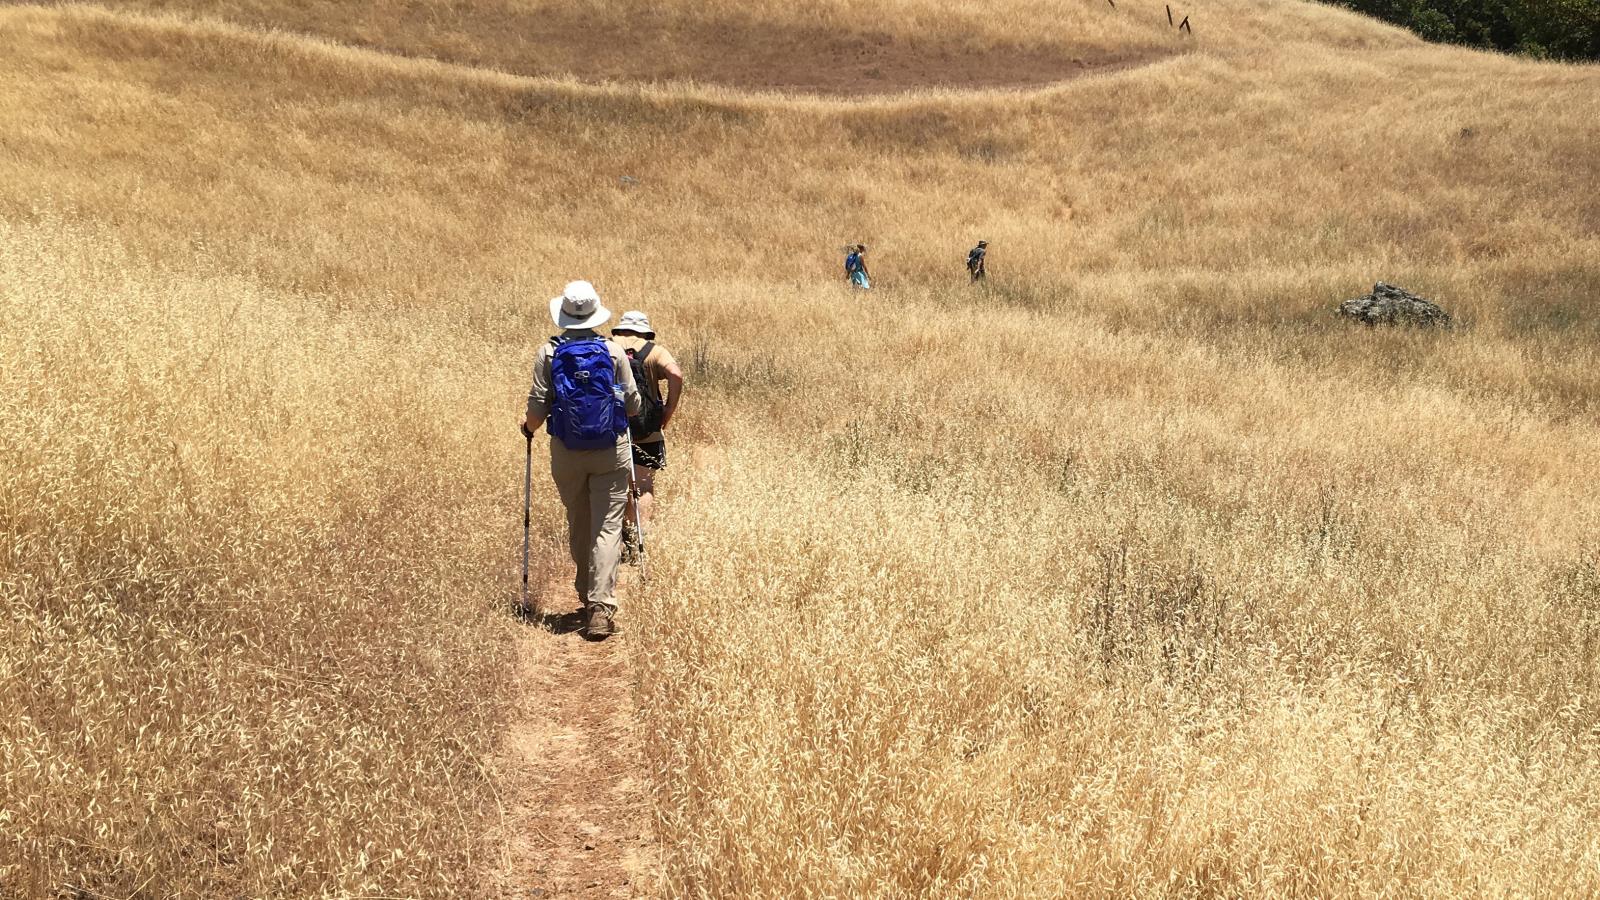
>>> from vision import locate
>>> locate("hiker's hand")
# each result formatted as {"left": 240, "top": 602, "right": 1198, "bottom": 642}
{"left": 520, "top": 421, "right": 534, "bottom": 439}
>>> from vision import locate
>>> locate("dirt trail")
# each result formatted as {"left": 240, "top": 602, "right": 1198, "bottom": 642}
{"left": 483, "top": 577, "right": 658, "bottom": 898}
{"left": 497, "top": 12, "right": 1170, "bottom": 96}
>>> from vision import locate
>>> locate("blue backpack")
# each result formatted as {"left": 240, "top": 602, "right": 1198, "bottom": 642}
{"left": 547, "top": 337, "right": 627, "bottom": 451}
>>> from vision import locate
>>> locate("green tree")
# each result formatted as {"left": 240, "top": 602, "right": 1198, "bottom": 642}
{"left": 1326, "top": 0, "right": 1600, "bottom": 59}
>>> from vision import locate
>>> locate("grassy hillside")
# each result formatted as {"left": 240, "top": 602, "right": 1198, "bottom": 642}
{"left": 2, "top": 0, "right": 1598, "bottom": 896}
{"left": 92, "top": 0, "right": 1414, "bottom": 86}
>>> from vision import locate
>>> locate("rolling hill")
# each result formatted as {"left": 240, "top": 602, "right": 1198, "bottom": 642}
{"left": 2, "top": 0, "right": 1597, "bottom": 895}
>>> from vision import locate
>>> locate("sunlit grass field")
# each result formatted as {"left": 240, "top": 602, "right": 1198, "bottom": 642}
{"left": 2, "top": 1, "right": 1598, "bottom": 895}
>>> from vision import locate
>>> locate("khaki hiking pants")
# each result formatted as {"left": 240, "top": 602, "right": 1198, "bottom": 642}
{"left": 550, "top": 439, "right": 631, "bottom": 613}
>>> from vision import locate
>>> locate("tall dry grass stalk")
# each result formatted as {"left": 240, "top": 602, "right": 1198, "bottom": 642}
{"left": 2, "top": 0, "right": 1598, "bottom": 895}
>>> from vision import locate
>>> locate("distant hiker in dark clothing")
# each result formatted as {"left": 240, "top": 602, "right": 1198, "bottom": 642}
{"left": 967, "top": 240, "right": 988, "bottom": 282}
{"left": 845, "top": 244, "right": 871, "bottom": 290}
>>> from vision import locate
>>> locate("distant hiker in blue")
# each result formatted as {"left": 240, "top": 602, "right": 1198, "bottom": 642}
{"left": 845, "top": 244, "right": 871, "bottom": 290}
{"left": 967, "top": 240, "right": 988, "bottom": 282}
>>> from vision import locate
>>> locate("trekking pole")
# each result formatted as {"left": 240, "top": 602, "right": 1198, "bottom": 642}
{"left": 626, "top": 434, "right": 648, "bottom": 583}
{"left": 521, "top": 433, "right": 532, "bottom": 614}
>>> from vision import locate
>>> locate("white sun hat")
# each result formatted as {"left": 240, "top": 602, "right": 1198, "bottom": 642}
{"left": 549, "top": 280, "right": 611, "bottom": 330}
{"left": 613, "top": 310, "right": 655, "bottom": 339}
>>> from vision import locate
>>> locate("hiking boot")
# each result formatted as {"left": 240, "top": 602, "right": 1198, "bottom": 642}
{"left": 585, "top": 604, "right": 618, "bottom": 639}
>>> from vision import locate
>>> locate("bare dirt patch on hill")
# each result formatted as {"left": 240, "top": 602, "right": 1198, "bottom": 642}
{"left": 506, "top": 11, "right": 1169, "bottom": 95}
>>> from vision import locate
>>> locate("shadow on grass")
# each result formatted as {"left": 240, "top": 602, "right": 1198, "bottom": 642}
{"left": 513, "top": 602, "right": 613, "bottom": 641}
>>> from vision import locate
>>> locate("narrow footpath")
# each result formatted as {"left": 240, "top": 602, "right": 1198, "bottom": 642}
{"left": 483, "top": 575, "right": 658, "bottom": 898}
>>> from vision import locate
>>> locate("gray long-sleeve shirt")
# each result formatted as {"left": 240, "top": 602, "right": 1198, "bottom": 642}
{"left": 526, "top": 331, "right": 642, "bottom": 442}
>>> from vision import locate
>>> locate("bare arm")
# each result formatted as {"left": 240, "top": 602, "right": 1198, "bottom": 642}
{"left": 659, "top": 360, "right": 685, "bottom": 430}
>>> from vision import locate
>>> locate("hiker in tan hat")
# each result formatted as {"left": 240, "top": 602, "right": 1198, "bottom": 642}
{"left": 522, "top": 280, "right": 641, "bottom": 639}
{"left": 611, "top": 310, "right": 684, "bottom": 559}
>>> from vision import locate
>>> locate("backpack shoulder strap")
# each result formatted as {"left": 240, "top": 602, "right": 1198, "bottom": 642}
{"left": 634, "top": 342, "right": 660, "bottom": 402}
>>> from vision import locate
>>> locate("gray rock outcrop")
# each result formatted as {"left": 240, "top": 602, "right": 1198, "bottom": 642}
{"left": 1338, "top": 282, "right": 1452, "bottom": 327}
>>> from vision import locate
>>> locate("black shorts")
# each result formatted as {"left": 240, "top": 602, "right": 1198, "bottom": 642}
{"left": 633, "top": 439, "right": 666, "bottom": 470}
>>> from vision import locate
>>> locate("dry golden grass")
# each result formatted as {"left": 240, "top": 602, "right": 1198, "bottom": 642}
{"left": 2, "top": 0, "right": 1598, "bottom": 895}
{"left": 74, "top": 0, "right": 1216, "bottom": 74}
{"left": 0, "top": 218, "right": 526, "bottom": 894}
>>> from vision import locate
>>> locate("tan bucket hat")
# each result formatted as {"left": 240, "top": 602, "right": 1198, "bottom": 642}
{"left": 613, "top": 310, "right": 655, "bottom": 339}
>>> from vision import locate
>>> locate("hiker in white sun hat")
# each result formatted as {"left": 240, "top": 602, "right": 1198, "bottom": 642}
{"left": 522, "top": 280, "right": 641, "bottom": 639}
{"left": 549, "top": 279, "right": 612, "bottom": 330}
{"left": 611, "top": 310, "right": 685, "bottom": 562}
